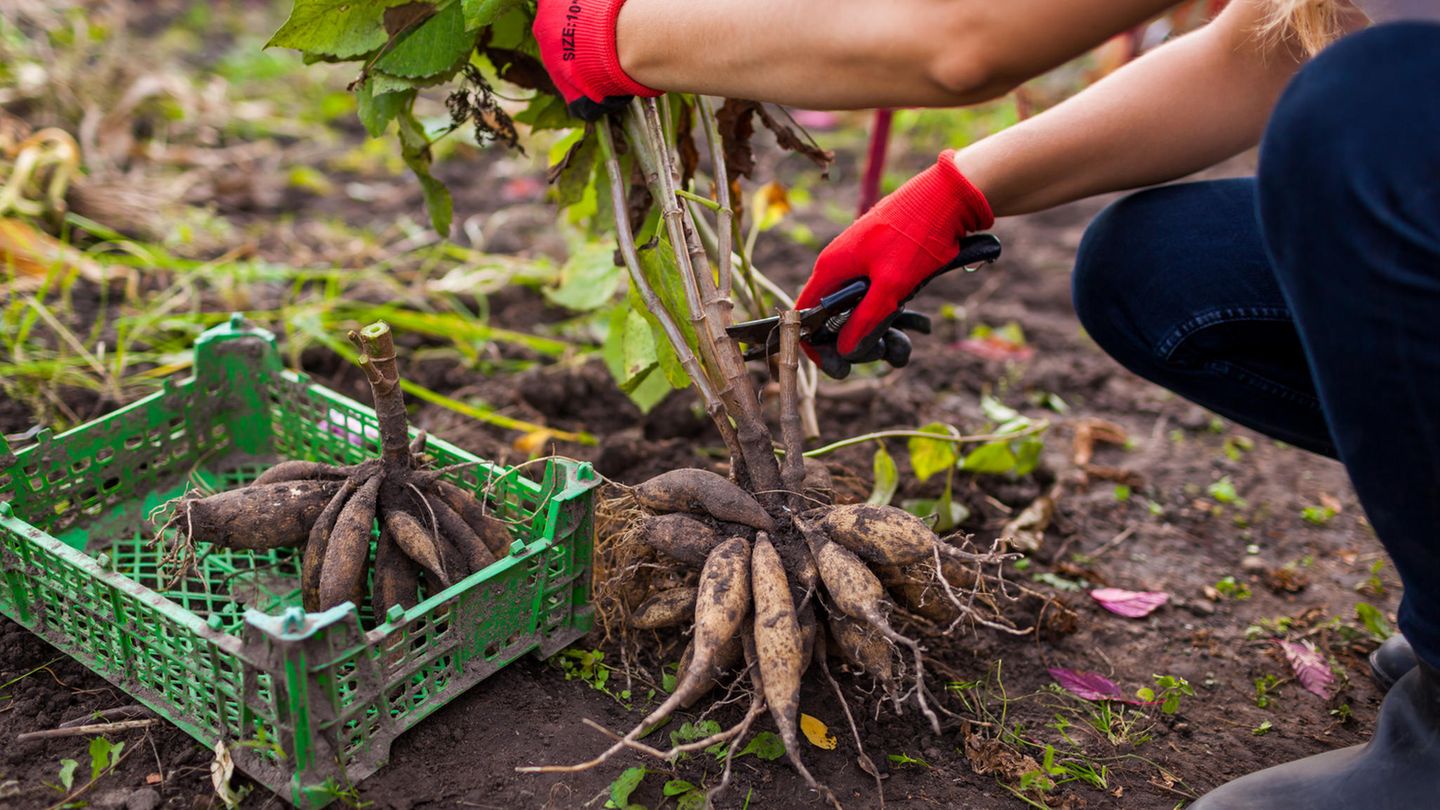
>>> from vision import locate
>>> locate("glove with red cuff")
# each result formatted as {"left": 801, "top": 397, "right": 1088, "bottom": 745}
{"left": 533, "top": 0, "right": 661, "bottom": 121}
{"left": 796, "top": 150, "right": 994, "bottom": 378}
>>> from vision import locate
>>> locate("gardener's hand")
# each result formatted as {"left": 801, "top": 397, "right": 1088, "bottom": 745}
{"left": 533, "top": 0, "right": 661, "bottom": 121}
{"left": 797, "top": 150, "right": 994, "bottom": 377}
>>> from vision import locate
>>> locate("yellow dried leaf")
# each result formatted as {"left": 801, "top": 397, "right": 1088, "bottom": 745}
{"left": 799, "top": 713, "right": 837, "bottom": 750}
{"left": 752, "top": 181, "right": 791, "bottom": 232}
{"left": 512, "top": 428, "right": 554, "bottom": 458}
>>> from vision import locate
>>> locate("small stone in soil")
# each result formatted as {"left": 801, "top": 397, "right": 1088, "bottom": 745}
{"left": 126, "top": 788, "right": 163, "bottom": 810}
{"left": 1241, "top": 555, "right": 1266, "bottom": 573}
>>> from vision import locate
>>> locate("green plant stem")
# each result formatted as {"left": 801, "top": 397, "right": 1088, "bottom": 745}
{"left": 801, "top": 421, "right": 1051, "bottom": 458}
{"left": 675, "top": 189, "right": 722, "bottom": 212}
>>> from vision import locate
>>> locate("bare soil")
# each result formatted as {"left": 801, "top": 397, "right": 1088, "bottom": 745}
{"left": 0, "top": 142, "right": 1397, "bottom": 810}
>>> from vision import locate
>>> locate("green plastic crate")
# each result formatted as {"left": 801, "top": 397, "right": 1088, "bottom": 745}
{"left": 0, "top": 316, "right": 598, "bottom": 807}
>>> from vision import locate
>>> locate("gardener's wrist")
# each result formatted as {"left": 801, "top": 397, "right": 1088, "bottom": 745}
{"left": 614, "top": 0, "right": 668, "bottom": 91}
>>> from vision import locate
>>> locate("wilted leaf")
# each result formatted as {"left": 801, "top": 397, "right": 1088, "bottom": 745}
{"left": 752, "top": 181, "right": 791, "bottom": 232}
{"left": 799, "top": 713, "right": 837, "bottom": 750}
{"left": 868, "top": 445, "right": 898, "bottom": 507}
{"left": 1001, "top": 492, "right": 1054, "bottom": 552}
{"left": 909, "top": 422, "right": 959, "bottom": 483}
{"left": 1073, "top": 418, "right": 1129, "bottom": 467}
{"left": 1048, "top": 667, "right": 1140, "bottom": 703}
{"left": 959, "top": 323, "right": 1033, "bottom": 362}
{"left": 512, "top": 429, "right": 554, "bottom": 458}
{"left": 1280, "top": 640, "right": 1334, "bottom": 699}
{"left": 382, "top": 2, "right": 436, "bottom": 36}
{"left": 211, "top": 740, "right": 243, "bottom": 809}
{"left": 0, "top": 218, "right": 115, "bottom": 288}
{"left": 1090, "top": 588, "right": 1168, "bottom": 618}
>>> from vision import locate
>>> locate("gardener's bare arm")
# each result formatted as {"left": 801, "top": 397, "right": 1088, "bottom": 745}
{"left": 612, "top": 0, "right": 1180, "bottom": 109}
{"left": 955, "top": 0, "right": 1363, "bottom": 215}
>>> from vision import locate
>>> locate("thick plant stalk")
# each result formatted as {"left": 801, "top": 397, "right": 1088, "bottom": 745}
{"left": 777, "top": 311, "right": 807, "bottom": 509}
{"left": 595, "top": 122, "right": 745, "bottom": 472}
{"left": 627, "top": 100, "right": 782, "bottom": 499}
{"left": 349, "top": 322, "right": 411, "bottom": 472}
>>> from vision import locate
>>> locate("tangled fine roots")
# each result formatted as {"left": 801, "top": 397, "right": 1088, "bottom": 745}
{"left": 153, "top": 322, "right": 513, "bottom": 620}
{"left": 530, "top": 460, "right": 1061, "bottom": 806}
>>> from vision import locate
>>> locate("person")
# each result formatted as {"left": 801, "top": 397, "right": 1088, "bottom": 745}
{"left": 532, "top": 0, "right": 1440, "bottom": 806}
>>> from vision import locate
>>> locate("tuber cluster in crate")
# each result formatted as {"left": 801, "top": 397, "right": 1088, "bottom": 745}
{"left": 159, "top": 321, "right": 511, "bottom": 619}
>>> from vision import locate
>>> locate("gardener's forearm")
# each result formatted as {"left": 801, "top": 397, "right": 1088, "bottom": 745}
{"left": 615, "top": 0, "right": 1179, "bottom": 109}
{"left": 954, "top": 0, "right": 1309, "bottom": 216}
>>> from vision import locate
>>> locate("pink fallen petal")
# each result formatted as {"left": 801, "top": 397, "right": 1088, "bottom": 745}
{"left": 1090, "top": 588, "right": 1169, "bottom": 618}
{"left": 1281, "top": 640, "right": 1334, "bottom": 699}
{"left": 789, "top": 109, "right": 840, "bottom": 130}
{"left": 1048, "top": 667, "right": 1139, "bottom": 703}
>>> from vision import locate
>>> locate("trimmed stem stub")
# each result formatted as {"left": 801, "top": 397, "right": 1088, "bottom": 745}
{"left": 350, "top": 321, "right": 412, "bottom": 471}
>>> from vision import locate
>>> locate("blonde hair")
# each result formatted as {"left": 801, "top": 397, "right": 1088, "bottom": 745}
{"left": 1263, "top": 0, "right": 1345, "bottom": 55}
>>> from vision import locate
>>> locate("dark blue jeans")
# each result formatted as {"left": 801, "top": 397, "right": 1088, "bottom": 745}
{"left": 1072, "top": 23, "right": 1440, "bottom": 666}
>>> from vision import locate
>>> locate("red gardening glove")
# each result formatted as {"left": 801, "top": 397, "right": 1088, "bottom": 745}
{"left": 533, "top": 0, "right": 661, "bottom": 121}
{"left": 797, "top": 150, "right": 993, "bottom": 376}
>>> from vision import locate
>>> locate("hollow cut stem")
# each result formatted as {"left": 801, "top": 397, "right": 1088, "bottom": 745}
{"left": 349, "top": 321, "right": 413, "bottom": 472}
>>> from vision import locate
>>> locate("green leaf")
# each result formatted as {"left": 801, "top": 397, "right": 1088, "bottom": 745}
{"left": 548, "top": 131, "right": 598, "bottom": 209}
{"left": 369, "top": 70, "right": 428, "bottom": 95}
{"left": 546, "top": 243, "right": 622, "bottom": 312}
{"left": 1356, "top": 602, "right": 1393, "bottom": 641}
{"left": 88, "top": 737, "right": 121, "bottom": 783}
{"left": 356, "top": 81, "right": 413, "bottom": 138}
{"left": 1012, "top": 436, "right": 1044, "bottom": 477}
{"left": 737, "top": 731, "right": 786, "bottom": 761}
{"left": 267, "top": 0, "right": 412, "bottom": 58}
{"left": 396, "top": 107, "right": 453, "bottom": 235}
{"left": 980, "top": 395, "right": 1021, "bottom": 424}
{"left": 908, "top": 422, "right": 958, "bottom": 483}
{"left": 960, "top": 441, "right": 1017, "bottom": 474}
{"left": 462, "top": 0, "right": 518, "bottom": 30}
{"left": 58, "top": 759, "right": 78, "bottom": 791}
{"left": 676, "top": 791, "right": 707, "bottom": 810}
{"left": 620, "top": 311, "right": 659, "bottom": 384}
{"left": 900, "top": 497, "right": 970, "bottom": 528}
{"left": 867, "top": 445, "right": 898, "bottom": 506}
{"left": 607, "top": 767, "right": 646, "bottom": 809}
{"left": 417, "top": 173, "right": 454, "bottom": 235}
{"left": 664, "top": 780, "right": 697, "bottom": 797}
{"left": 375, "top": 2, "right": 474, "bottom": 80}
{"left": 515, "top": 92, "right": 578, "bottom": 132}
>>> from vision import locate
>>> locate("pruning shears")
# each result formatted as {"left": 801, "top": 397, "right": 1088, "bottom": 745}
{"left": 726, "top": 233, "right": 1003, "bottom": 364}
